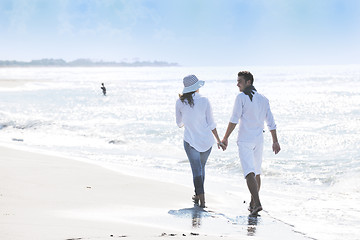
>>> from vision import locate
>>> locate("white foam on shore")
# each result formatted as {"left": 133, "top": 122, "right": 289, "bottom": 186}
{"left": 1, "top": 65, "right": 360, "bottom": 239}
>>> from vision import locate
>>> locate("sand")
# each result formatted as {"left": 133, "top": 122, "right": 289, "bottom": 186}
{"left": 0, "top": 145, "right": 309, "bottom": 239}
{"left": 0, "top": 79, "right": 31, "bottom": 88}
{"left": 0, "top": 78, "right": 46, "bottom": 89}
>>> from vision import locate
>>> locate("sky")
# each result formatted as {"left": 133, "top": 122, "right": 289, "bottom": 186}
{"left": 1, "top": 0, "right": 360, "bottom": 66}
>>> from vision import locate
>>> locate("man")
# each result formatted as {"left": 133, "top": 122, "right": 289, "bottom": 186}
{"left": 101, "top": 83, "right": 106, "bottom": 96}
{"left": 222, "top": 71, "right": 280, "bottom": 216}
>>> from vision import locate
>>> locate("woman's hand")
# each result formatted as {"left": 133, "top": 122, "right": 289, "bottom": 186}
{"left": 220, "top": 138, "right": 228, "bottom": 151}
{"left": 217, "top": 142, "right": 226, "bottom": 151}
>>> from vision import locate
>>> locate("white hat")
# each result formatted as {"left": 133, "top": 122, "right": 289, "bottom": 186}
{"left": 182, "top": 75, "right": 205, "bottom": 94}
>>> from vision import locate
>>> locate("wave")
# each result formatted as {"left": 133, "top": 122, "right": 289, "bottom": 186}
{"left": 0, "top": 119, "right": 50, "bottom": 130}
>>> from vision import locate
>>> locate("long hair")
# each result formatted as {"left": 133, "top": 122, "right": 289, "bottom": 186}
{"left": 179, "top": 91, "right": 196, "bottom": 107}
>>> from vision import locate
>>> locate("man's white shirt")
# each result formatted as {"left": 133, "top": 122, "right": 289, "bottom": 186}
{"left": 230, "top": 91, "right": 276, "bottom": 143}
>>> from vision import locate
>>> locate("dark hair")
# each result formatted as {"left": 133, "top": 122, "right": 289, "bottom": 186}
{"left": 238, "top": 71, "right": 254, "bottom": 85}
{"left": 179, "top": 91, "right": 196, "bottom": 107}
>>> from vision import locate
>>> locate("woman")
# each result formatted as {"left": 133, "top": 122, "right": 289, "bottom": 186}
{"left": 175, "top": 74, "right": 224, "bottom": 208}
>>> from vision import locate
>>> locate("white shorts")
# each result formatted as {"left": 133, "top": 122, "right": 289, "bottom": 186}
{"left": 237, "top": 137, "right": 263, "bottom": 178}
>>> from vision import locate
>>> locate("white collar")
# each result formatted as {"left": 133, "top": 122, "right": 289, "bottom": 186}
{"left": 192, "top": 92, "right": 201, "bottom": 99}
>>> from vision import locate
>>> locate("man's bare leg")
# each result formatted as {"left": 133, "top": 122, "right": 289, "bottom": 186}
{"left": 249, "top": 174, "right": 261, "bottom": 211}
{"left": 246, "top": 173, "right": 262, "bottom": 215}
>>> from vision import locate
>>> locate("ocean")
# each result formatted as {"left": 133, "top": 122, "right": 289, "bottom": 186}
{"left": 1, "top": 65, "right": 360, "bottom": 239}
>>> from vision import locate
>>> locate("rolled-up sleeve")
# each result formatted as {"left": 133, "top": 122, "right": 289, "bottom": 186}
{"left": 230, "top": 94, "right": 242, "bottom": 124}
{"left": 265, "top": 104, "right": 277, "bottom": 131}
{"left": 175, "top": 100, "right": 184, "bottom": 128}
{"left": 205, "top": 100, "right": 216, "bottom": 130}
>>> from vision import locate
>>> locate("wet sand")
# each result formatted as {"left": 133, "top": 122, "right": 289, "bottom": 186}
{"left": 0, "top": 145, "right": 309, "bottom": 239}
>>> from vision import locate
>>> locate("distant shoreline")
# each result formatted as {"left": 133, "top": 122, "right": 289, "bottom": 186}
{"left": 0, "top": 58, "right": 179, "bottom": 67}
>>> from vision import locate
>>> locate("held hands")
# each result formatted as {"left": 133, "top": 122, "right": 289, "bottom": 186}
{"left": 219, "top": 138, "right": 228, "bottom": 151}
{"left": 217, "top": 142, "right": 226, "bottom": 151}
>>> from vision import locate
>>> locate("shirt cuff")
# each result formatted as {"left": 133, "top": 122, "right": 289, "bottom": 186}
{"left": 209, "top": 123, "right": 216, "bottom": 130}
{"left": 229, "top": 117, "right": 238, "bottom": 124}
{"left": 267, "top": 124, "right": 277, "bottom": 131}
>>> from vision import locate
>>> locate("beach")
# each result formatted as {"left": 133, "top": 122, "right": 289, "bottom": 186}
{"left": 0, "top": 145, "right": 309, "bottom": 240}
{"left": 0, "top": 78, "right": 45, "bottom": 89}
{"left": 1, "top": 66, "right": 360, "bottom": 239}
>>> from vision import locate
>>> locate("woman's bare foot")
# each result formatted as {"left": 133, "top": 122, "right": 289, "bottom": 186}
{"left": 198, "top": 194, "right": 206, "bottom": 208}
{"left": 192, "top": 195, "right": 200, "bottom": 205}
{"left": 192, "top": 195, "right": 199, "bottom": 205}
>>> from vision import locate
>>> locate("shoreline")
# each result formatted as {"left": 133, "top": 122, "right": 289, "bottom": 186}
{"left": 0, "top": 145, "right": 309, "bottom": 239}
{"left": 0, "top": 79, "right": 35, "bottom": 88}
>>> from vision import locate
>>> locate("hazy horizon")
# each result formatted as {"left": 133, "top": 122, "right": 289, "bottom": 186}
{"left": 1, "top": 0, "right": 359, "bottom": 66}
{"left": 1, "top": 58, "right": 360, "bottom": 68}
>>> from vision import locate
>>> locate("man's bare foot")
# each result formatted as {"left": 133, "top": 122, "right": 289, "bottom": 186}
{"left": 248, "top": 199, "right": 255, "bottom": 212}
{"left": 248, "top": 204, "right": 254, "bottom": 212}
{"left": 250, "top": 205, "right": 262, "bottom": 216}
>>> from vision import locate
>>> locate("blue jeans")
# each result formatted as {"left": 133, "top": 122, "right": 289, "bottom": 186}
{"left": 184, "top": 141, "right": 212, "bottom": 195}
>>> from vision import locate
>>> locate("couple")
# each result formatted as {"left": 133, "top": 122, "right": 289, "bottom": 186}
{"left": 175, "top": 72, "right": 281, "bottom": 216}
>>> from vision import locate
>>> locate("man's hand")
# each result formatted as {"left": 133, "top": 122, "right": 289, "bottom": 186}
{"left": 221, "top": 122, "right": 236, "bottom": 151}
{"left": 272, "top": 142, "right": 281, "bottom": 154}
{"left": 221, "top": 138, "right": 228, "bottom": 151}
{"left": 217, "top": 142, "right": 226, "bottom": 151}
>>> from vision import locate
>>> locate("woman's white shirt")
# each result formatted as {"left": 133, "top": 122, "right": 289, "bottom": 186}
{"left": 176, "top": 92, "right": 216, "bottom": 152}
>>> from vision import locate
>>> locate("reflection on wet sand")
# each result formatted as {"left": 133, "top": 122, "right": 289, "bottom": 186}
{"left": 168, "top": 204, "right": 211, "bottom": 228}
{"left": 191, "top": 207, "right": 203, "bottom": 228}
{"left": 247, "top": 215, "right": 258, "bottom": 236}
{"left": 169, "top": 204, "right": 261, "bottom": 237}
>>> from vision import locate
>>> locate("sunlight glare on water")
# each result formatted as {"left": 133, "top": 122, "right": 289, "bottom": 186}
{"left": 1, "top": 65, "right": 360, "bottom": 239}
